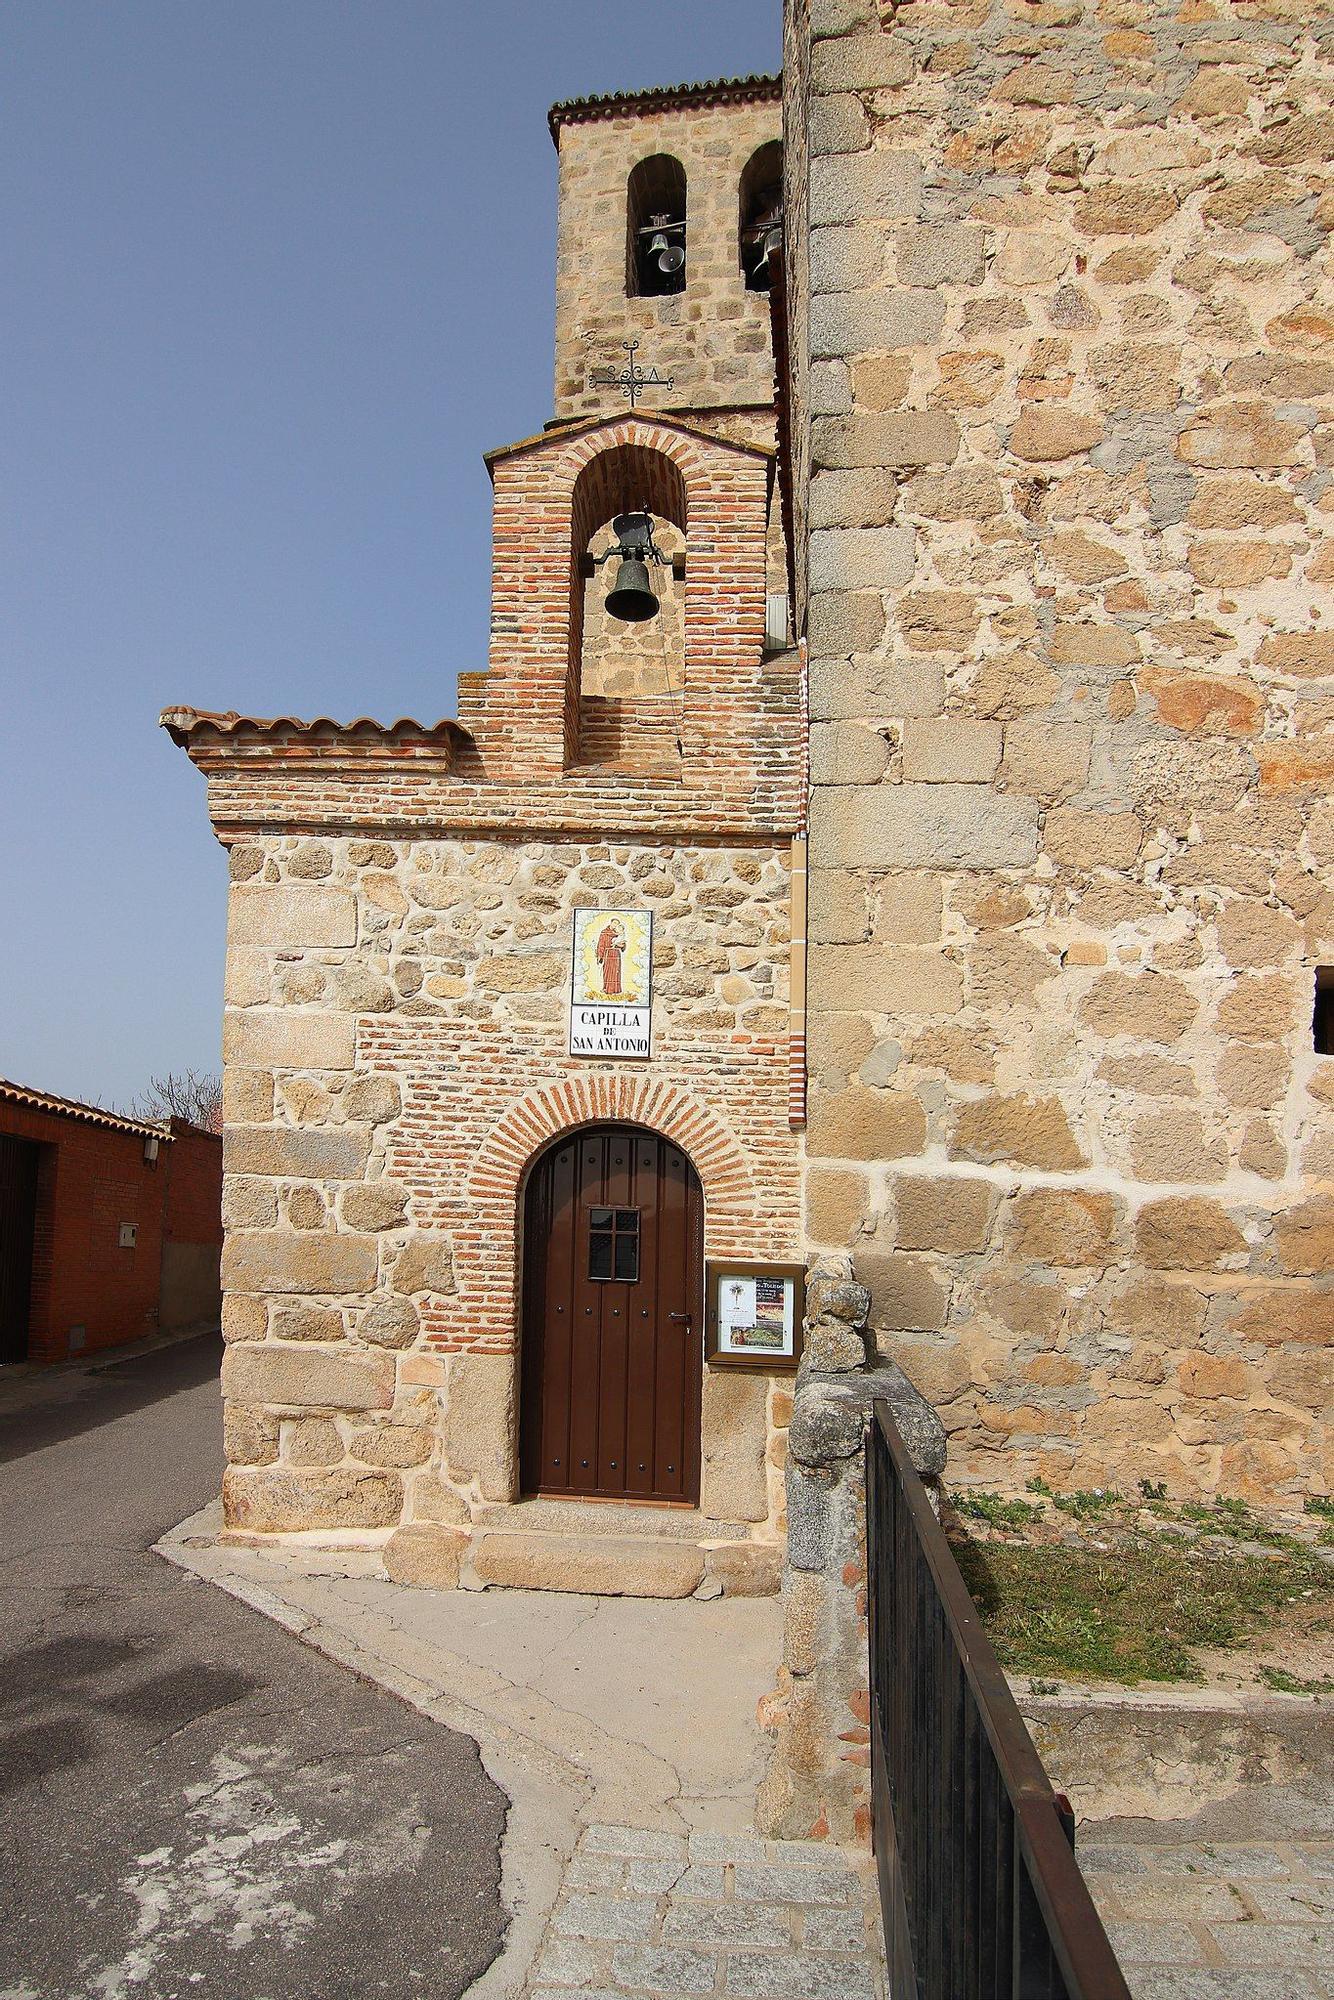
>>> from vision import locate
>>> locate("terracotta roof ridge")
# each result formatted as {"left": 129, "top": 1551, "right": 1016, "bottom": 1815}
{"left": 548, "top": 73, "right": 780, "bottom": 142}
{"left": 160, "top": 707, "right": 470, "bottom": 744}
{"left": 0, "top": 1076, "right": 170, "bottom": 1141}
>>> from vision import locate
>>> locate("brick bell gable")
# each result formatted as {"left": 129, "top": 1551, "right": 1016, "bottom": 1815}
{"left": 463, "top": 413, "right": 786, "bottom": 799}
{"left": 167, "top": 413, "right": 801, "bottom": 848}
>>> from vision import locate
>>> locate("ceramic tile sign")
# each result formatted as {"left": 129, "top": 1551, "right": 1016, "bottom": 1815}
{"left": 570, "top": 908, "right": 654, "bottom": 1059}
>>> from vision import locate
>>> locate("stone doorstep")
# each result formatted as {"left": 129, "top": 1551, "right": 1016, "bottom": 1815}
{"left": 473, "top": 1497, "right": 752, "bottom": 1541}
{"left": 385, "top": 1519, "right": 784, "bottom": 1601}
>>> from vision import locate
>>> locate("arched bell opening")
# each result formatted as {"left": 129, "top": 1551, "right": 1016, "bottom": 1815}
{"left": 626, "top": 154, "right": 688, "bottom": 299}
{"left": 568, "top": 444, "right": 688, "bottom": 772}
{"left": 518, "top": 1122, "right": 705, "bottom": 1504}
{"left": 739, "top": 140, "right": 783, "bottom": 293}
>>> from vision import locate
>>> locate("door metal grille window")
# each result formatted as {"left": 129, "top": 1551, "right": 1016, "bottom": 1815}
{"left": 588, "top": 1207, "right": 640, "bottom": 1282}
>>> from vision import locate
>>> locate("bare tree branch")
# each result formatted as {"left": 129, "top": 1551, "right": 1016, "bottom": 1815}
{"left": 129, "top": 1069, "right": 223, "bottom": 1133}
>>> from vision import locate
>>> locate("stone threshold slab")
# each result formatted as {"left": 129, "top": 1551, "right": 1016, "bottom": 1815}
{"left": 386, "top": 1520, "right": 783, "bottom": 1599}
{"left": 472, "top": 1496, "right": 754, "bottom": 1541}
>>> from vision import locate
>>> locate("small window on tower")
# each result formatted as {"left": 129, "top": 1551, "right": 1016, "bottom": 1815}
{"left": 1314, "top": 968, "right": 1334, "bottom": 1055}
{"left": 627, "top": 154, "right": 687, "bottom": 298}
{"left": 739, "top": 140, "right": 783, "bottom": 292}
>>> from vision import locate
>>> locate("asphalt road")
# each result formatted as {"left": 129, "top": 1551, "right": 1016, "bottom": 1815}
{"left": 0, "top": 1334, "right": 508, "bottom": 2000}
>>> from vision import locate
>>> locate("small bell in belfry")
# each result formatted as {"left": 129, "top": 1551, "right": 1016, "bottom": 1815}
{"left": 598, "top": 510, "right": 671, "bottom": 623}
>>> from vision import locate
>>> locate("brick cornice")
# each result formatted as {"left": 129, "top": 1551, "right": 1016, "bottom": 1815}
{"left": 160, "top": 709, "right": 470, "bottom": 775}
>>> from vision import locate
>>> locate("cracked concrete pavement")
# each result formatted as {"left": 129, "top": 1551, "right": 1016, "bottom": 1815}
{"left": 0, "top": 1328, "right": 884, "bottom": 2000}
{"left": 156, "top": 1498, "right": 797, "bottom": 2000}
{"left": 0, "top": 1333, "right": 507, "bottom": 2000}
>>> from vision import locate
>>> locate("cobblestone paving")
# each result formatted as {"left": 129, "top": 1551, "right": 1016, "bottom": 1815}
{"left": 1082, "top": 1837, "right": 1334, "bottom": 2000}
{"left": 529, "top": 1825, "right": 885, "bottom": 2000}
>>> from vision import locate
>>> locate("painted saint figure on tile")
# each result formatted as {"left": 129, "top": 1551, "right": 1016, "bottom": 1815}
{"left": 575, "top": 909, "right": 650, "bottom": 1007}
{"left": 595, "top": 918, "right": 626, "bottom": 998}
{"left": 570, "top": 909, "right": 654, "bottom": 1059}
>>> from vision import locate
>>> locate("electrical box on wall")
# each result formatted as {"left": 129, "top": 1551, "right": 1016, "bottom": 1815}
{"left": 118, "top": 1222, "right": 137, "bottom": 1249}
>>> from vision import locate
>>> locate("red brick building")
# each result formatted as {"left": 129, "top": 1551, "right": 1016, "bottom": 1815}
{"left": 0, "top": 1081, "right": 223, "bottom": 1365}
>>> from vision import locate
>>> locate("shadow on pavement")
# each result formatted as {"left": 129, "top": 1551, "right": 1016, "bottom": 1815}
{"left": 0, "top": 1332, "right": 223, "bottom": 1466}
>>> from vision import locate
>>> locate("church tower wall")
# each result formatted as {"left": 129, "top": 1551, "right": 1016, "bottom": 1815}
{"left": 551, "top": 80, "right": 782, "bottom": 434}
{"left": 786, "top": 0, "right": 1334, "bottom": 1511}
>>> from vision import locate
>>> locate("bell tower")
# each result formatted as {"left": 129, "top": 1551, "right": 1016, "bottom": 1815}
{"left": 548, "top": 77, "right": 783, "bottom": 442}
{"left": 456, "top": 75, "right": 792, "bottom": 784}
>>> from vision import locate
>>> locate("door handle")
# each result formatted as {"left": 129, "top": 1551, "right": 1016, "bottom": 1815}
{"left": 668, "top": 1311, "right": 692, "bottom": 1322}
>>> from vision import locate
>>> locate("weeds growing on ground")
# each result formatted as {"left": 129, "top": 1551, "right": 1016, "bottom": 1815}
{"left": 1163, "top": 1496, "right": 1311, "bottom": 1554}
{"left": 1258, "top": 1664, "right": 1334, "bottom": 1696}
{"left": 953, "top": 1489, "right": 1044, "bottom": 1531}
{"left": 944, "top": 1484, "right": 1334, "bottom": 1687}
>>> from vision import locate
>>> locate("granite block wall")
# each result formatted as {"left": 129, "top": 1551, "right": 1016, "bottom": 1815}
{"left": 789, "top": 0, "right": 1334, "bottom": 1506}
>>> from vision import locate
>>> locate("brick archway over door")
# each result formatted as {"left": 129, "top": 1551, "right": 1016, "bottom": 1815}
{"left": 457, "top": 1076, "right": 763, "bottom": 1362}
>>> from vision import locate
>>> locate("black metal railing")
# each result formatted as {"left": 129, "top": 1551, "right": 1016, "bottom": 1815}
{"left": 868, "top": 1401, "right": 1133, "bottom": 2000}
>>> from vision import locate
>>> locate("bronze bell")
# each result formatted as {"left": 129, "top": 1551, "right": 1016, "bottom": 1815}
{"left": 605, "top": 555, "right": 659, "bottom": 623}
{"left": 601, "top": 510, "right": 666, "bottom": 622}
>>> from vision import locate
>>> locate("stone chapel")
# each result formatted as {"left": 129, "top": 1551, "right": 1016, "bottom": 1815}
{"left": 165, "top": 76, "right": 804, "bottom": 1593}
{"left": 168, "top": 2, "right": 1333, "bottom": 1632}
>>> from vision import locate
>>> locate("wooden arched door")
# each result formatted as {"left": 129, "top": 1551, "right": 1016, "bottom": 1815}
{"left": 520, "top": 1124, "right": 703, "bottom": 1504}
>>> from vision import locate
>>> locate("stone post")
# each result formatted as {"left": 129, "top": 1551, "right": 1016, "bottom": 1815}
{"left": 757, "top": 1253, "right": 946, "bottom": 1843}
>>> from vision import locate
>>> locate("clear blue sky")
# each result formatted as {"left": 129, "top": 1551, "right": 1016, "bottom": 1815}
{"left": 3, "top": 1, "right": 780, "bottom": 1109}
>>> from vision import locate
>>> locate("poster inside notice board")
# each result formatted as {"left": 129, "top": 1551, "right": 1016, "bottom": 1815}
{"left": 705, "top": 1260, "right": 805, "bottom": 1372}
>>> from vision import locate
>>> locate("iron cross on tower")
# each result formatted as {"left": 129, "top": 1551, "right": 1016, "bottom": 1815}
{"left": 589, "top": 340, "right": 675, "bottom": 410}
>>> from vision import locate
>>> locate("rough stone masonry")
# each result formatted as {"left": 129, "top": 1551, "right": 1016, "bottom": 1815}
{"left": 165, "top": 12, "right": 1334, "bottom": 1582}
{"left": 786, "top": 0, "right": 1334, "bottom": 1509}
{"left": 165, "top": 79, "right": 808, "bottom": 1556}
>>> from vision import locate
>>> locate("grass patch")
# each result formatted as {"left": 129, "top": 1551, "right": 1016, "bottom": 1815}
{"left": 953, "top": 1490, "right": 1044, "bottom": 1531}
{"left": 944, "top": 1487, "right": 1334, "bottom": 1686}
{"left": 953, "top": 1536, "right": 1330, "bottom": 1684}
{"left": 1258, "top": 1665, "right": 1334, "bottom": 1696}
